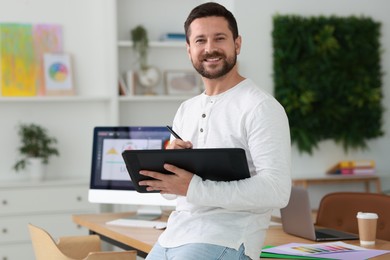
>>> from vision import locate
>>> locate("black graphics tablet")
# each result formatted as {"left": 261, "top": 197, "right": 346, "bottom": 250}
{"left": 122, "top": 148, "right": 250, "bottom": 193}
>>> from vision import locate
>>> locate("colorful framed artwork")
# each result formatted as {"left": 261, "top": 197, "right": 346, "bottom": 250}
{"left": 33, "top": 24, "right": 63, "bottom": 96}
{"left": 43, "top": 53, "right": 74, "bottom": 95}
{"left": 0, "top": 23, "right": 63, "bottom": 97}
{"left": 0, "top": 23, "right": 36, "bottom": 97}
{"left": 164, "top": 70, "right": 202, "bottom": 95}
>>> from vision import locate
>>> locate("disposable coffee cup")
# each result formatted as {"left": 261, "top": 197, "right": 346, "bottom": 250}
{"left": 356, "top": 212, "right": 378, "bottom": 246}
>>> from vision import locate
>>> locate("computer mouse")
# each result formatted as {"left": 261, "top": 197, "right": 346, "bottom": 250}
{"left": 161, "top": 193, "right": 177, "bottom": 200}
{"left": 154, "top": 223, "right": 167, "bottom": 230}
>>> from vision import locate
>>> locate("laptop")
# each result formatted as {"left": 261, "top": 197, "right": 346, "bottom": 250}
{"left": 280, "top": 186, "right": 358, "bottom": 241}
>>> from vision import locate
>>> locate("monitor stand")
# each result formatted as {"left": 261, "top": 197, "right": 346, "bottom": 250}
{"left": 105, "top": 206, "right": 167, "bottom": 228}
{"left": 126, "top": 205, "right": 162, "bottom": 220}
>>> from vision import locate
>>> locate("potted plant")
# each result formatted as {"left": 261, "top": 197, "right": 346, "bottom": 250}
{"left": 131, "top": 25, "right": 149, "bottom": 70}
{"left": 131, "top": 25, "right": 160, "bottom": 94}
{"left": 13, "top": 123, "right": 59, "bottom": 180}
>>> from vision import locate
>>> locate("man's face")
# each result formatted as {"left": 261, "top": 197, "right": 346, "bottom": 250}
{"left": 186, "top": 16, "right": 241, "bottom": 79}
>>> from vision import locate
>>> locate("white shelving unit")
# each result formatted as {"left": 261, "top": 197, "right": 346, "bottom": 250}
{"left": 1, "top": 0, "right": 117, "bottom": 181}
{"left": 115, "top": 0, "right": 202, "bottom": 125}
{"left": 1, "top": 1, "right": 205, "bottom": 240}
{"left": 0, "top": 0, "right": 202, "bottom": 181}
{"left": 0, "top": 96, "right": 111, "bottom": 103}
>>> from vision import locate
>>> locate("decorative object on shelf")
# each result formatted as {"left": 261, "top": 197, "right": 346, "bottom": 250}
{"left": 326, "top": 160, "right": 376, "bottom": 175}
{"left": 43, "top": 53, "right": 74, "bottom": 96}
{"left": 136, "top": 66, "right": 161, "bottom": 95}
{"left": 273, "top": 15, "right": 384, "bottom": 154}
{"left": 131, "top": 25, "right": 148, "bottom": 70}
{"left": 130, "top": 25, "right": 161, "bottom": 95}
{"left": 164, "top": 70, "right": 202, "bottom": 95}
{"left": 13, "top": 123, "right": 59, "bottom": 181}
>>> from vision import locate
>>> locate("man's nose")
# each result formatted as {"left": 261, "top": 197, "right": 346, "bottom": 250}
{"left": 204, "top": 40, "right": 217, "bottom": 54}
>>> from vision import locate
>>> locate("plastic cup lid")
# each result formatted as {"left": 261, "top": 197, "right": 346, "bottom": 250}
{"left": 357, "top": 212, "right": 378, "bottom": 219}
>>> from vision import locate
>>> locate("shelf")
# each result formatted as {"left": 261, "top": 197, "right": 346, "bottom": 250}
{"left": 0, "top": 96, "right": 111, "bottom": 103}
{"left": 118, "top": 40, "right": 186, "bottom": 48}
{"left": 0, "top": 178, "right": 89, "bottom": 188}
{"left": 119, "top": 95, "right": 192, "bottom": 102}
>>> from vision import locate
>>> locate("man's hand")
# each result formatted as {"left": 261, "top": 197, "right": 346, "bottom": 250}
{"left": 138, "top": 163, "right": 193, "bottom": 196}
{"left": 167, "top": 139, "right": 193, "bottom": 149}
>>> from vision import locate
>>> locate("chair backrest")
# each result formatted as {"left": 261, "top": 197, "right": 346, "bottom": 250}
{"left": 28, "top": 223, "right": 74, "bottom": 260}
{"left": 315, "top": 192, "right": 390, "bottom": 241}
{"left": 28, "top": 224, "right": 136, "bottom": 260}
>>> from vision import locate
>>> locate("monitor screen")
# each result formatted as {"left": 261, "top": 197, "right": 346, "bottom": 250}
{"left": 88, "top": 126, "right": 176, "bottom": 208}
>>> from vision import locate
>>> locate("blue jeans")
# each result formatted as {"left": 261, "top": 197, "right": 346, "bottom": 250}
{"left": 145, "top": 242, "right": 251, "bottom": 260}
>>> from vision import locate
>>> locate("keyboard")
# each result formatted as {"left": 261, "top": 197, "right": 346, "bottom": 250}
{"left": 106, "top": 218, "right": 167, "bottom": 229}
{"left": 316, "top": 229, "right": 338, "bottom": 239}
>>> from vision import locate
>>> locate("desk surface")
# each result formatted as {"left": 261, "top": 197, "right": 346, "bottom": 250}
{"left": 73, "top": 212, "right": 390, "bottom": 259}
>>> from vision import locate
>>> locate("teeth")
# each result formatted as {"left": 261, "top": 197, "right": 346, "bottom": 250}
{"left": 206, "top": 58, "right": 220, "bottom": 61}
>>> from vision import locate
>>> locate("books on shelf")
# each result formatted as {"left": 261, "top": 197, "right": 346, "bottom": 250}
{"left": 118, "top": 71, "right": 135, "bottom": 96}
{"left": 327, "top": 160, "right": 376, "bottom": 175}
{"left": 118, "top": 74, "right": 127, "bottom": 96}
{"left": 160, "top": 32, "right": 186, "bottom": 41}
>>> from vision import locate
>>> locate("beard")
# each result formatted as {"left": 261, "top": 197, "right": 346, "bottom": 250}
{"left": 192, "top": 50, "right": 237, "bottom": 79}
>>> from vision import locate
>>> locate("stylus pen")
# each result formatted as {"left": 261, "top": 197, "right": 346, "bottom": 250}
{"left": 166, "top": 125, "right": 183, "bottom": 140}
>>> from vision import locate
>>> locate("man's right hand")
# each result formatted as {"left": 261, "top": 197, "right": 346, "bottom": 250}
{"left": 167, "top": 139, "right": 193, "bottom": 149}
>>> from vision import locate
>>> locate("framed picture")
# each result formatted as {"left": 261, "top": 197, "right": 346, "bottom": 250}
{"left": 164, "top": 70, "right": 202, "bottom": 95}
{"left": 43, "top": 53, "right": 74, "bottom": 95}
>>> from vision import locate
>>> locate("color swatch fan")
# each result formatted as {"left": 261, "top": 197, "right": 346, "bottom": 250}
{"left": 43, "top": 53, "right": 74, "bottom": 95}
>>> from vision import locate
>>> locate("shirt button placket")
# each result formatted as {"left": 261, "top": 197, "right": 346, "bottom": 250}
{"left": 198, "top": 98, "right": 213, "bottom": 145}
{"left": 200, "top": 113, "right": 206, "bottom": 134}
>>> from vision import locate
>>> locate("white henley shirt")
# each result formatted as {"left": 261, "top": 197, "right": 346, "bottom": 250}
{"left": 158, "top": 79, "right": 291, "bottom": 259}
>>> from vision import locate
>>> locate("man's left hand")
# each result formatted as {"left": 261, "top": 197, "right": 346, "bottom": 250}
{"left": 138, "top": 163, "right": 194, "bottom": 196}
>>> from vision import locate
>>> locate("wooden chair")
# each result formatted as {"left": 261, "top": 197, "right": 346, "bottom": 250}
{"left": 28, "top": 223, "right": 136, "bottom": 260}
{"left": 315, "top": 192, "right": 390, "bottom": 241}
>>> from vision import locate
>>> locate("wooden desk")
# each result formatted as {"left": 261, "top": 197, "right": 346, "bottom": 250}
{"left": 73, "top": 212, "right": 390, "bottom": 259}
{"left": 293, "top": 175, "right": 382, "bottom": 193}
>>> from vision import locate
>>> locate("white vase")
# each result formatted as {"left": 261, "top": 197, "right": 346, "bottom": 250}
{"left": 27, "top": 158, "right": 46, "bottom": 182}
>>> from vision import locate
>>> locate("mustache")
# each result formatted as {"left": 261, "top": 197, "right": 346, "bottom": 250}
{"left": 202, "top": 51, "right": 225, "bottom": 59}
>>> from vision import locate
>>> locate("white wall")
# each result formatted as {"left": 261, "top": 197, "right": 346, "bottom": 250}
{"left": 232, "top": 0, "right": 390, "bottom": 205}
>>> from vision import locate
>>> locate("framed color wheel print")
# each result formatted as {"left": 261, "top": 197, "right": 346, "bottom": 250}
{"left": 43, "top": 53, "right": 74, "bottom": 95}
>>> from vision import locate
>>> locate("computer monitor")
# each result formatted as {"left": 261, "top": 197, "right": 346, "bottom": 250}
{"left": 88, "top": 126, "right": 176, "bottom": 219}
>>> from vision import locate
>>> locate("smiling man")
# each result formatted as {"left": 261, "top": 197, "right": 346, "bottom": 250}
{"left": 140, "top": 2, "right": 291, "bottom": 259}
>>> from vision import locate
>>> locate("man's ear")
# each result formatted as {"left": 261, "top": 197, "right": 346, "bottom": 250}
{"left": 235, "top": 35, "right": 242, "bottom": 55}
{"left": 186, "top": 43, "right": 191, "bottom": 59}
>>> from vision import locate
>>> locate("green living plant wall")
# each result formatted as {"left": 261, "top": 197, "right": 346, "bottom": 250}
{"left": 272, "top": 15, "right": 384, "bottom": 154}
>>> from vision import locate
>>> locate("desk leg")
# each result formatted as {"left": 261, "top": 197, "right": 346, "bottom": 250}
{"left": 375, "top": 179, "right": 382, "bottom": 193}
{"left": 364, "top": 181, "right": 370, "bottom": 193}
{"left": 89, "top": 230, "right": 148, "bottom": 258}
{"left": 293, "top": 180, "right": 308, "bottom": 188}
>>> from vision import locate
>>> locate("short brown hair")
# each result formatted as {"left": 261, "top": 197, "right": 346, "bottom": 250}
{"left": 184, "top": 2, "right": 239, "bottom": 44}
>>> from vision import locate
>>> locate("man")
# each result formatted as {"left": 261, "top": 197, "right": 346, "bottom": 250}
{"left": 139, "top": 2, "right": 291, "bottom": 259}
